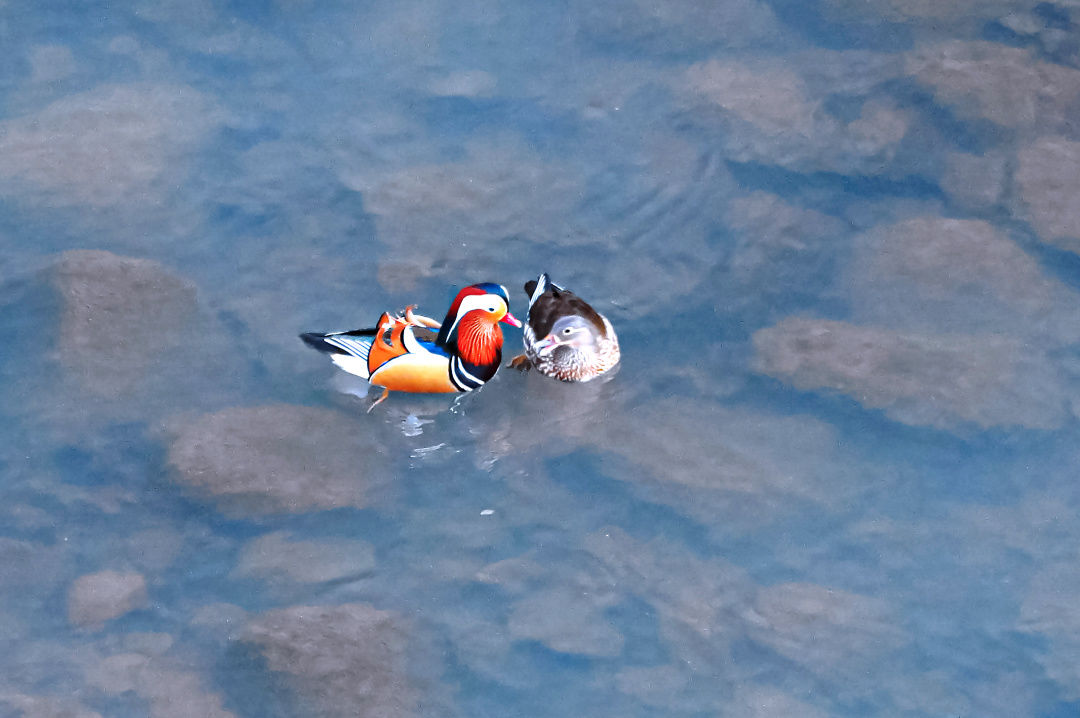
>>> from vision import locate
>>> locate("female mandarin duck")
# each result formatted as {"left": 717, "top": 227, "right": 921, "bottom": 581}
{"left": 511, "top": 273, "right": 620, "bottom": 382}
{"left": 301, "top": 283, "right": 521, "bottom": 409}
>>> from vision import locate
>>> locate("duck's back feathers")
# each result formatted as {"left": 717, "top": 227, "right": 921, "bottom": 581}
{"left": 524, "top": 274, "right": 607, "bottom": 339}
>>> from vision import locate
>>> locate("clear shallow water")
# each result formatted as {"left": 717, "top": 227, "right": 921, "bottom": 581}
{"left": 2, "top": 0, "right": 1080, "bottom": 716}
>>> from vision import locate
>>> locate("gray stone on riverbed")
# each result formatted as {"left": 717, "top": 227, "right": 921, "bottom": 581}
{"left": 746, "top": 581, "right": 907, "bottom": 673}
{"left": 585, "top": 527, "right": 756, "bottom": 660}
{"left": 597, "top": 398, "right": 861, "bottom": 529}
{"left": 506, "top": 584, "right": 624, "bottom": 658}
{"left": 242, "top": 603, "right": 439, "bottom": 718}
{"left": 0, "top": 693, "right": 103, "bottom": 718}
{"left": 0, "top": 83, "right": 221, "bottom": 209}
{"left": 753, "top": 317, "right": 1070, "bottom": 431}
{"left": 67, "top": 570, "right": 147, "bottom": 630}
{"left": 167, "top": 404, "right": 386, "bottom": 515}
{"left": 53, "top": 249, "right": 197, "bottom": 396}
{"left": 678, "top": 58, "right": 911, "bottom": 174}
{"left": 85, "top": 649, "right": 235, "bottom": 718}
{"left": 231, "top": 531, "right": 376, "bottom": 584}
{"left": 907, "top": 41, "right": 1080, "bottom": 133}
{"left": 849, "top": 216, "right": 1080, "bottom": 342}
{"left": 941, "top": 151, "right": 1007, "bottom": 212}
{"left": 1016, "top": 136, "right": 1080, "bottom": 255}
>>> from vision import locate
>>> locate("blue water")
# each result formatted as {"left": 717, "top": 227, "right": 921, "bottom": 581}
{"left": 3, "top": 1, "right": 1080, "bottom": 716}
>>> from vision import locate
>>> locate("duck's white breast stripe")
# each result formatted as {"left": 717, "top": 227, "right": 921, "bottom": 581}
{"left": 450, "top": 357, "right": 483, "bottom": 391}
{"left": 528, "top": 274, "right": 549, "bottom": 308}
{"left": 401, "top": 325, "right": 430, "bottom": 355}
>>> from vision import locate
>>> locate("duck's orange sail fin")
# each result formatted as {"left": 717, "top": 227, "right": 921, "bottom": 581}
{"left": 366, "top": 313, "right": 411, "bottom": 375}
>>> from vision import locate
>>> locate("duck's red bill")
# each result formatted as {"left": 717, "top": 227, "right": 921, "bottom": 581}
{"left": 501, "top": 312, "right": 523, "bottom": 328}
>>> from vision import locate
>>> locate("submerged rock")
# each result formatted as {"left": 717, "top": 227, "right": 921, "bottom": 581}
{"left": 67, "top": 570, "right": 147, "bottom": 630}
{"left": 166, "top": 404, "right": 385, "bottom": 515}
{"left": 0, "top": 693, "right": 102, "bottom": 718}
{"left": 85, "top": 651, "right": 235, "bottom": 718}
{"left": 0, "top": 537, "right": 66, "bottom": 590}
{"left": 907, "top": 41, "right": 1080, "bottom": 133}
{"left": 242, "top": 603, "right": 430, "bottom": 718}
{"left": 941, "top": 150, "right": 1007, "bottom": 212}
{"left": 849, "top": 216, "right": 1080, "bottom": 341}
{"left": 53, "top": 249, "right": 197, "bottom": 396}
{"left": 753, "top": 318, "right": 1070, "bottom": 430}
{"left": 825, "top": 0, "right": 1037, "bottom": 25}
{"left": 1016, "top": 136, "right": 1080, "bottom": 255}
{"left": 231, "top": 531, "right": 376, "bottom": 584}
{"left": 0, "top": 83, "right": 221, "bottom": 208}
{"left": 1020, "top": 560, "right": 1080, "bottom": 700}
{"left": 679, "top": 59, "right": 910, "bottom": 174}
{"left": 746, "top": 582, "right": 906, "bottom": 672}
{"left": 684, "top": 60, "right": 819, "bottom": 137}
{"left": 190, "top": 603, "right": 249, "bottom": 637}
{"left": 723, "top": 191, "right": 847, "bottom": 316}
{"left": 597, "top": 398, "right": 861, "bottom": 528}
{"left": 506, "top": 585, "right": 624, "bottom": 657}
{"left": 574, "top": 0, "right": 782, "bottom": 53}
{"left": 730, "top": 685, "right": 831, "bottom": 718}
{"left": 585, "top": 527, "right": 755, "bottom": 650}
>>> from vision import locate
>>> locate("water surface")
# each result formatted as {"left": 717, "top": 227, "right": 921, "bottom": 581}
{"left": 2, "top": 1, "right": 1080, "bottom": 716}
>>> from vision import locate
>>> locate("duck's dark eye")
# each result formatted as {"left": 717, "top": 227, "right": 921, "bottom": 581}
{"left": 563, "top": 327, "right": 573, "bottom": 334}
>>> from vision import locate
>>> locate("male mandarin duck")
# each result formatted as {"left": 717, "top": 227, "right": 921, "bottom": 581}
{"left": 301, "top": 283, "right": 521, "bottom": 409}
{"left": 510, "top": 273, "right": 620, "bottom": 382}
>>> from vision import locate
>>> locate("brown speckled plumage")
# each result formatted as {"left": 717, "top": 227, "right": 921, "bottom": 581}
{"left": 519, "top": 274, "right": 620, "bottom": 382}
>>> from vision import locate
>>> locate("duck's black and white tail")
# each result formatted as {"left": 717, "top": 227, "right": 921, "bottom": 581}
{"left": 524, "top": 272, "right": 563, "bottom": 309}
{"left": 300, "top": 329, "right": 376, "bottom": 379}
